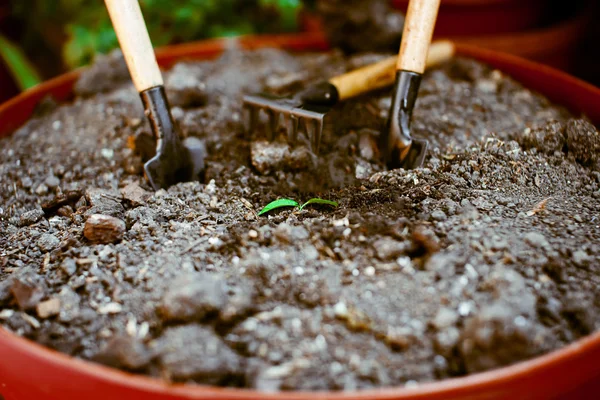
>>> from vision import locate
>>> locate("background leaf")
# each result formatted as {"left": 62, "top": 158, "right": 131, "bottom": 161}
{"left": 258, "top": 198, "right": 299, "bottom": 216}
{"left": 0, "top": 34, "right": 41, "bottom": 90}
{"left": 8, "top": 0, "right": 304, "bottom": 73}
{"left": 299, "top": 198, "right": 338, "bottom": 211}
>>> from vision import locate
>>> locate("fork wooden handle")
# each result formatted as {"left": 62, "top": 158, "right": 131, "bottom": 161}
{"left": 329, "top": 40, "right": 454, "bottom": 101}
{"left": 104, "top": 0, "right": 163, "bottom": 92}
{"left": 398, "top": 0, "right": 441, "bottom": 73}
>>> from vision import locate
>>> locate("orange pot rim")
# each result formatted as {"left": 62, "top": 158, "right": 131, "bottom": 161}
{"left": 2, "top": 324, "right": 600, "bottom": 399}
{"left": 1, "top": 34, "right": 600, "bottom": 400}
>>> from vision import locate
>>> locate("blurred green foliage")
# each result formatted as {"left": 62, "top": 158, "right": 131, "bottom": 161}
{"left": 9, "top": 0, "right": 303, "bottom": 70}
{"left": 0, "top": 33, "right": 42, "bottom": 89}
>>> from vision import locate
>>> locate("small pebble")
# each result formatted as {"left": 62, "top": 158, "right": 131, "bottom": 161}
{"left": 458, "top": 302, "right": 473, "bottom": 317}
{"left": 101, "top": 148, "right": 114, "bottom": 160}
{"left": 572, "top": 250, "right": 590, "bottom": 266}
{"left": 10, "top": 279, "right": 44, "bottom": 311}
{"left": 431, "top": 210, "right": 447, "bottom": 222}
{"left": 373, "top": 238, "right": 406, "bottom": 260}
{"left": 35, "top": 183, "right": 49, "bottom": 195}
{"left": 57, "top": 205, "right": 73, "bottom": 217}
{"left": 19, "top": 209, "right": 45, "bottom": 226}
{"left": 60, "top": 258, "right": 77, "bottom": 276}
{"left": 45, "top": 175, "right": 60, "bottom": 188}
{"left": 121, "top": 182, "right": 151, "bottom": 206}
{"left": 523, "top": 232, "right": 549, "bottom": 248}
{"left": 37, "top": 298, "right": 61, "bottom": 319}
{"left": 433, "top": 355, "right": 447, "bottom": 369}
{"left": 37, "top": 233, "right": 60, "bottom": 252}
{"left": 358, "top": 129, "right": 379, "bottom": 161}
{"left": 159, "top": 273, "right": 230, "bottom": 322}
{"left": 432, "top": 308, "right": 459, "bottom": 330}
{"left": 514, "top": 315, "right": 528, "bottom": 327}
{"left": 334, "top": 302, "right": 349, "bottom": 319}
{"left": 20, "top": 176, "right": 33, "bottom": 188}
{"left": 385, "top": 326, "right": 414, "bottom": 351}
{"left": 22, "top": 314, "right": 41, "bottom": 329}
{"left": 84, "top": 214, "right": 126, "bottom": 244}
{"left": 98, "top": 302, "right": 123, "bottom": 314}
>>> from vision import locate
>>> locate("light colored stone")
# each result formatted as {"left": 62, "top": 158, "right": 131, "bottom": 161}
{"left": 84, "top": 214, "right": 126, "bottom": 244}
{"left": 37, "top": 298, "right": 61, "bottom": 319}
{"left": 121, "top": 182, "right": 151, "bottom": 206}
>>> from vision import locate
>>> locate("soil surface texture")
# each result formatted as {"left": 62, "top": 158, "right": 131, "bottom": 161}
{"left": 1, "top": 47, "right": 600, "bottom": 392}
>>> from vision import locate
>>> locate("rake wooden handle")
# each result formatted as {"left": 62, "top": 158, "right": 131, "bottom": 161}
{"left": 104, "top": 0, "right": 163, "bottom": 92}
{"left": 398, "top": 0, "right": 441, "bottom": 73}
{"left": 329, "top": 40, "right": 454, "bottom": 101}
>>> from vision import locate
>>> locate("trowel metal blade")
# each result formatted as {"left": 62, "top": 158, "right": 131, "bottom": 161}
{"left": 143, "top": 137, "right": 207, "bottom": 190}
{"left": 399, "top": 138, "right": 429, "bottom": 170}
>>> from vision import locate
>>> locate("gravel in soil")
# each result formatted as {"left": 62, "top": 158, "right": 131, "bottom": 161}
{"left": 1, "top": 47, "right": 600, "bottom": 391}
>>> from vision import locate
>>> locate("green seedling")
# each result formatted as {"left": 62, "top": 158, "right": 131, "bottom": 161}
{"left": 299, "top": 198, "right": 338, "bottom": 210}
{"left": 258, "top": 198, "right": 338, "bottom": 216}
{"left": 258, "top": 198, "right": 299, "bottom": 216}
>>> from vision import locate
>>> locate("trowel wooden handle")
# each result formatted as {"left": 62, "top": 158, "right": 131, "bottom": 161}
{"left": 397, "top": 0, "right": 441, "bottom": 74}
{"left": 329, "top": 40, "right": 454, "bottom": 101}
{"left": 104, "top": 0, "right": 163, "bottom": 92}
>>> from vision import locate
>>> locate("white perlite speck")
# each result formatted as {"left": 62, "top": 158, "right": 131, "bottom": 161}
{"left": 101, "top": 148, "right": 114, "bottom": 159}
{"left": 458, "top": 302, "right": 473, "bottom": 317}
{"left": 334, "top": 302, "right": 348, "bottom": 318}
{"left": 98, "top": 302, "right": 122, "bottom": 314}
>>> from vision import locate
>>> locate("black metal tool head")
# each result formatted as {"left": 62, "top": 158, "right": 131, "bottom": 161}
{"left": 141, "top": 86, "right": 207, "bottom": 190}
{"left": 398, "top": 138, "right": 429, "bottom": 169}
{"left": 382, "top": 70, "right": 428, "bottom": 170}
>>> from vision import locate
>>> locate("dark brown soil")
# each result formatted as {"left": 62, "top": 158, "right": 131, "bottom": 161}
{"left": 1, "top": 47, "right": 599, "bottom": 392}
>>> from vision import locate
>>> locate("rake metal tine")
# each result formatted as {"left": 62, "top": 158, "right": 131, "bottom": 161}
{"left": 299, "top": 118, "right": 309, "bottom": 146}
{"left": 266, "top": 109, "right": 279, "bottom": 141}
{"left": 304, "top": 118, "right": 316, "bottom": 153}
{"left": 288, "top": 114, "right": 299, "bottom": 146}
{"left": 312, "top": 118, "right": 324, "bottom": 154}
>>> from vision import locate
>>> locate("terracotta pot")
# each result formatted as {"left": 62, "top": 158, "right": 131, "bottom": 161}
{"left": 394, "top": 0, "right": 589, "bottom": 71}
{"left": 449, "top": 7, "right": 590, "bottom": 72}
{"left": 298, "top": 9, "right": 323, "bottom": 34}
{"left": 1, "top": 34, "right": 600, "bottom": 400}
{"left": 391, "top": 0, "right": 545, "bottom": 36}
{"left": 300, "top": 1, "right": 588, "bottom": 72}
